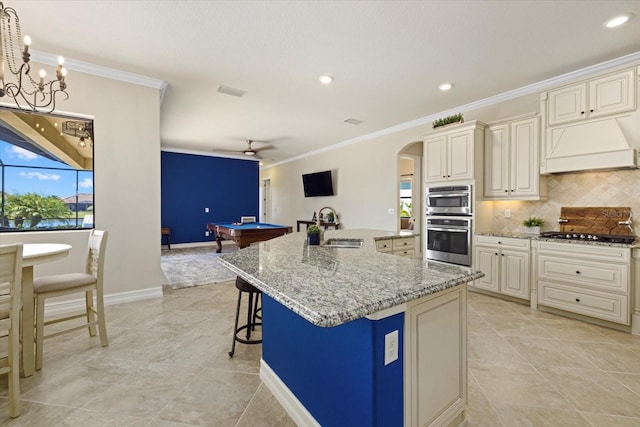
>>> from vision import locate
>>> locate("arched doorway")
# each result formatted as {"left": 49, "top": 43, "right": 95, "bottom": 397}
{"left": 398, "top": 141, "right": 423, "bottom": 258}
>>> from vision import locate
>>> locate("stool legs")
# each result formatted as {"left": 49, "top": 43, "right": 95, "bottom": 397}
{"left": 229, "top": 288, "right": 262, "bottom": 358}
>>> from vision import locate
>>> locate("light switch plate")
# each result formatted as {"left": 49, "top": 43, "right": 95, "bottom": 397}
{"left": 384, "top": 330, "right": 399, "bottom": 365}
{"left": 505, "top": 208, "right": 511, "bottom": 218}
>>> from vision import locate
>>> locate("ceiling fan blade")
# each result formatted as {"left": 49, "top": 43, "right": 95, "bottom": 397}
{"left": 253, "top": 144, "right": 275, "bottom": 152}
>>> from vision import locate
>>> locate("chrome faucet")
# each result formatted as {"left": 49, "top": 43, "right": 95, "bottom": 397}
{"left": 317, "top": 206, "right": 337, "bottom": 227}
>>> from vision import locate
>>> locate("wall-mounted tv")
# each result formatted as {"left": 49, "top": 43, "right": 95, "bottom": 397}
{"left": 302, "top": 170, "right": 334, "bottom": 197}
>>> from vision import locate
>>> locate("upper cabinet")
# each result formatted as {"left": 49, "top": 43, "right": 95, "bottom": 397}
{"left": 424, "top": 121, "right": 485, "bottom": 183}
{"left": 484, "top": 116, "right": 546, "bottom": 200}
{"left": 548, "top": 68, "right": 636, "bottom": 126}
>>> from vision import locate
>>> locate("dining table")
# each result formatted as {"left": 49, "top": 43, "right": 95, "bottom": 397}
{"left": 21, "top": 243, "right": 72, "bottom": 377}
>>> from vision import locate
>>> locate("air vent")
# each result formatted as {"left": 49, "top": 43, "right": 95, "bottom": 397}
{"left": 344, "top": 118, "right": 363, "bottom": 125}
{"left": 217, "top": 85, "right": 247, "bottom": 98}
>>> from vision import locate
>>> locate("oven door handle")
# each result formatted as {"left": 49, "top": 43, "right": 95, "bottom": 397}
{"left": 427, "top": 227, "right": 469, "bottom": 232}
{"left": 427, "top": 193, "right": 469, "bottom": 198}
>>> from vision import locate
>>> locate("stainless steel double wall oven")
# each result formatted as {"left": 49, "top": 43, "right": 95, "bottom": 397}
{"left": 425, "top": 184, "right": 472, "bottom": 266}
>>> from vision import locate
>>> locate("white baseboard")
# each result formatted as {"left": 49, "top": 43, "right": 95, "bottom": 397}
{"left": 260, "top": 359, "right": 321, "bottom": 427}
{"left": 633, "top": 313, "right": 640, "bottom": 336}
{"left": 43, "top": 286, "right": 163, "bottom": 317}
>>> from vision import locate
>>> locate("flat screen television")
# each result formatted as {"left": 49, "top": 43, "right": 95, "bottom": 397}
{"left": 302, "top": 170, "right": 334, "bottom": 197}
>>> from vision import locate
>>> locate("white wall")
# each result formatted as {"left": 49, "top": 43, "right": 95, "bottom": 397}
{"left": 0, "top": 66, "right": 163, "bottom": 300}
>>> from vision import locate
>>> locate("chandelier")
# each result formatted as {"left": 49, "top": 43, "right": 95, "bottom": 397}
{"left": 0, "top": 2, "right": 68, "bottom": 113}
{"left": 62, "top": 120, "right": 92, "bottom": 148}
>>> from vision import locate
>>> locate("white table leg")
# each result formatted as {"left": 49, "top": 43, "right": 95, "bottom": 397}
{"left": 21, "top": 266, "right": 35, "bottom": 377}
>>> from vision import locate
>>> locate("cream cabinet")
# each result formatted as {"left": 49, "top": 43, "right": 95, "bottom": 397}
{"left": 484, "top": 116, "right": 544, "bottom": 200}
{"left": 376, "top": 235, "right": 416, "bottom": 258}
{"left": 535, "top": 241, "right": 631, "bottom": 325}
{"left": 405, "top": 284, "right": 467, "bottom": 427}
{"left": 424, "top": 121, "right": 485, "bottom": 183}
{"left": 473, "top": 235, "right": 530, "bottom": 300}
{"left": 548, "top": 68, "right": 636, "bottom": 126}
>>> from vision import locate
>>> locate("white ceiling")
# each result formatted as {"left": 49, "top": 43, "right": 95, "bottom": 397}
{"left": 15, "top": 1, "right": 640, "bottom": 165}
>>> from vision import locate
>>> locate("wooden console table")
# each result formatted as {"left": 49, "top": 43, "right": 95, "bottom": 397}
{"left": 296, "top": 220, "right": 340, "bottom": 232}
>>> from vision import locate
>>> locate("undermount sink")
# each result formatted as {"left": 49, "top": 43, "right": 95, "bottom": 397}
{"left": 322, "top": 238, "right": 364, "bottom": 248}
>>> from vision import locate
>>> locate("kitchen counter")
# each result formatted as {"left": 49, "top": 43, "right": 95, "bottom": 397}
{"left": 475, "top": 231, "right": 638, "bottom": 248}
{"left": 219, "top": 228, "right": 481, "bottom": 327}
{"left": 218, "top": 228, "right": 483, "bottom": 426}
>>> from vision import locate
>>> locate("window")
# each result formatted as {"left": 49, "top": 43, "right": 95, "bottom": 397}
{"left": 400, "top": 178, "right": 412, "bottom": 218}
{"left": 0, "top": 109, "right": 94, "bottom": 231}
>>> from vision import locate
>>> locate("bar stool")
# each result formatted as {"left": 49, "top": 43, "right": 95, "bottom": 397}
{"left": 229, "top": 276, "right": 262, "bottom": 357}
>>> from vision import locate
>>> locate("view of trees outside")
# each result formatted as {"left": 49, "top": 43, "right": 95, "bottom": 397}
{"left": 400, "top": 179, "right": 412, "bottom": 218}
{"left": 0, "top": 139, "right": 94, "bottom": 231}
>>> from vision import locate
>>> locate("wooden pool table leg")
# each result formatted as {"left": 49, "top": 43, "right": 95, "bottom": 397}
{"left": 216, "top": 235, "right": 223, "bottom": 253}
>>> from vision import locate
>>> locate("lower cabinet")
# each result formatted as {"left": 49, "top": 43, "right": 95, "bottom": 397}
{"left": 405, "top": 284, "right": 467, "bottom": 427}
{"left": 376, "top": 235, "right": 416, "bottom": 258}
{"left": 473, "top": 235, "right": 531, "bottom": 300}
{"left": 535, "top": 241, "right": 631, "bottom": 324}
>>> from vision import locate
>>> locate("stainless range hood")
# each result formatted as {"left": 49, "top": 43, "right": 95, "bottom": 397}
{"left": 542, "top": 116, "right": 639, "bottom": 174}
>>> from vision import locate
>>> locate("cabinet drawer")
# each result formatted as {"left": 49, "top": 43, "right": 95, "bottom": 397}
{"left": 375, "top": 239, "right": 393, "bottom": 252}
{"left": 392, "top": 237, "right": 415, "bottom": 251}
{"left": 475, "top": 235, "right": 530, "bottom": 250}
{"left": 538, "top": 280, "right": 629, "bottom": 324}
{"left": 537, "top": 241, "right": 630, "bottom": 263}
{"left": 538, "top": 255, "right": 629, "bottom": 293}
{"left": 393, "top": 249, "right": 415, "bottom": 258}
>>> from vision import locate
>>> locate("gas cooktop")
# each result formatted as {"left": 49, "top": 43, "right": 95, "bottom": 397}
{"left": 539, "top": 231, "right": 636, "bottom": 245}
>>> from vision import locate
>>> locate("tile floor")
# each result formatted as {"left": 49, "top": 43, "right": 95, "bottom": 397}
{"left": 1, "top": 283, "right": 640, "bottom": 426}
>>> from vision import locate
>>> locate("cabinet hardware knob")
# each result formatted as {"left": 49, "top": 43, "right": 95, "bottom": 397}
{"left": 576, "top": 271, "right": 581, "bottom": 274}
{"left": 498, "top": 241, "right": 502, "bottom": 244}
{"left": 575, "top": 298, "right": 580, "bottom": 302}
{"left": 504, "top": 189, "right": 508, "bottom": 192}
{"left": 580, "top": 111, "right": 585, "bottom": 115}
{"left": 501, "top": 253, "right": 505, "bottom": 256}
{"left": 495, "top": 252, "right": 498, "bottom": 256}
{"left": 442, "top": 175, "right": 446, "bottom": 178}
{"left": 447, "top": 175, "right": 451, "bottom": 178}
{"left": 590, "top": 109, "right": 594, "bottom": 113}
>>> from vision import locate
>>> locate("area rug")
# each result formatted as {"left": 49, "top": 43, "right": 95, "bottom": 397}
{"left": 161, "top": 245, "right": 238, "bottom": 289}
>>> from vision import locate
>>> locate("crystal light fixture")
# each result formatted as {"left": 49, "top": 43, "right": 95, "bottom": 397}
{"left": 0, "top": 2, "right": 68, "bottom": 112}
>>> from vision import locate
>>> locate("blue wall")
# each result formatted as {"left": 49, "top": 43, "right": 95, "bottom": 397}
{"left": 161, "top": 151, "right": 259, "bottom": 244}
{"left": 262, "top": 295, "right": 404, "bottom": 427}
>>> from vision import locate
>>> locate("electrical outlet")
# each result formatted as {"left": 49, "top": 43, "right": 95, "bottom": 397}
{"left": 205, "top": 231, "right": 210, "bottom": 237}
{"left": 388, "top": 208, "right": 395, "bottom": 215}
{"left": 205, "top": 207, "right": 209, "bottom": 213}
{"left": 505, "top": 209, "right": 511, "bottom": 219}
{"left": 384, "top": 330, "right": 399, "bottom": 365}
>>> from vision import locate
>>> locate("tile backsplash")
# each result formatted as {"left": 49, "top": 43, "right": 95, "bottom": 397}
{"left": 488, "top": 169, "right": 640, "bottom": 236}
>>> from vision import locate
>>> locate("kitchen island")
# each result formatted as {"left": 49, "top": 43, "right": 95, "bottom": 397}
{"left": 219, "top": 229, "right": 483, "bottom": 427}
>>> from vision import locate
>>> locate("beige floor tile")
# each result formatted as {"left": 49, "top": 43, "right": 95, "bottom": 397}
{"left": 534, "top": 317, "right": 617, "bottom": 342}
{"left": 56, "top": 408, "right": 150, "bottom": 427}
{"left": 464, "top": 370, "right": 504, "bottom": 427}
{"left": 482, "top": 315, "right": 554, "bottom": 339}
{"left": 236, "top": 383, "right": 297, "bottom": 427}
{"left": 83, "top": 383, "right": 179, "bottom": 418}
{"left": 607, "top": 372, "right": 640, "bottom": 396}
{"left": 491, "top": 401, "right": 591, "bottom": 426}
{"left": 537, "top": 366, "right": 640, "bottom": 417}
{"left": 20, "top": 376, "right": 111, "bottom": 408}
{"left": 568, "top": 341, "right": 640, "bottom": 374}
{"left": 580, "top": 412, "right": 640, "bottom": 426}
{"left": 0, "top": 400, "right": 75, "bottom": 426}
{"left": 467, "top": 313, "right": 496, "bottom": 334}
{"left": 470, "top": 364, "right": 574, "bottom": 410}
{"left": 155, "top": 368, "right": 261, "bottom": 426}
{"left": 503, "top": 336, "right": 599, "bottom": 369}
{"left": 468, "top": 332, "right": 529, "bottom": 369}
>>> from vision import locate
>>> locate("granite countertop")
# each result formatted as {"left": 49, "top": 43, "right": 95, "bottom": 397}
{"left": 475, "top": 231, "right": 639, "bottom": 248}
{"left": 218, "top": 229, "right": 482, "bottom": 327}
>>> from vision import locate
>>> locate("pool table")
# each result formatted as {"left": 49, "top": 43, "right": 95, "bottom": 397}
{"left": 207, "top": 222, "right": 293, "bottom": 253}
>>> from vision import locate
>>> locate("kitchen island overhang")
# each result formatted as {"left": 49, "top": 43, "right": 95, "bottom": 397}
{"left": 219, "top": 229, "right": 483, "bottom": 427}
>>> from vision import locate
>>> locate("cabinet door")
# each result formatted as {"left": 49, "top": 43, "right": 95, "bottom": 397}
{"left": 474, "top": 247, "right": 499, "bottom": 292}
{"left": 424, "top": 136, "right": 447, "bottom": 182}
{"left": 589, "top": 69, "right": 636, "bottom": 119}
{"left": 548, "top": 83, "right": 587, "bottom": 126}
{"left": 500, "top": 250, "right": 530, "bottom": 300}
{"left": 448, "top": 130, "right": 474, "bottom": 180}
{"left": 484, "top": 124, "right": 509, "bottom": 198}
{"left": 509, "top": 117, "right": 539, "bottom": 197}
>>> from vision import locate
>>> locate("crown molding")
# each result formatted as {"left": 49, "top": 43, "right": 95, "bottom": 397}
{"left": 161, "top": 146, "right": 260, "bottom": 162}
{"left": 30, "top": 49, "right": 169, "bottom": 102}
{"left": 262, "top": 50, "right": 640, "bottom": 170}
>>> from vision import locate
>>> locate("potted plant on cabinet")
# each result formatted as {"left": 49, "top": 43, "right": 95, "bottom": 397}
{"left": 522, "top": 217, "right": 544, "bottom": 235}
{"left": 307, "top": 224, "right": 321, "bottom": 245}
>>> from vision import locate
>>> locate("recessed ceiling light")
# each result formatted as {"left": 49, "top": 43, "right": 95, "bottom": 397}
{"left": 604, "top": 14, "right": 631, "bottom": 28}
{"left": 439, "top": 83, "right": 453, "bottom": 91}
{"left": 319, "top": 75, "right": 333, "bottom": 85}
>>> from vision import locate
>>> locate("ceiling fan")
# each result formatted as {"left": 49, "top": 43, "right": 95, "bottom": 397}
{"left": 215, "top": 140, "right": 274, "bottom": 158}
